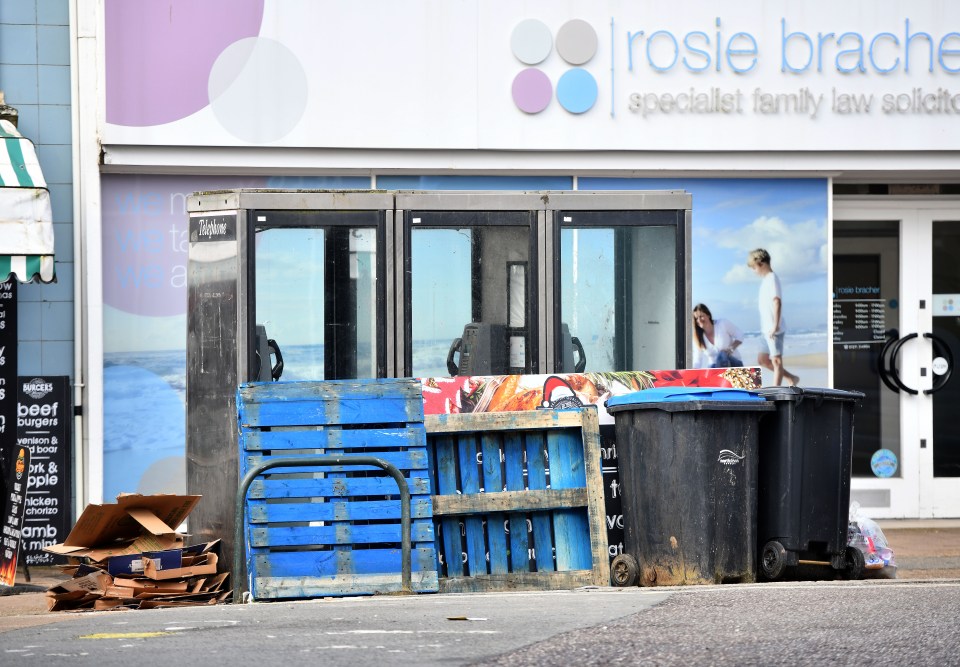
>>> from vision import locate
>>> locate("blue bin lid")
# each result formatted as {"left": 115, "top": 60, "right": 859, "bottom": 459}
{"left": 606, "top": 386, "right": 765, "bottom": 409}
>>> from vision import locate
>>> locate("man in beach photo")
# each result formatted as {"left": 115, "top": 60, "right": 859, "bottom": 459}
{"left": 747, "top": 248, "right": 800, "bottom": 387}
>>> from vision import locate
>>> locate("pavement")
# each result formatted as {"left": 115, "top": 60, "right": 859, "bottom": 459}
{"left": 1, "top": 521, "right": 958, "bottom": 634}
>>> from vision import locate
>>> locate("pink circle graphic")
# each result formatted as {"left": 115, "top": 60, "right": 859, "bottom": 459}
{"left": 512, "top": 68, "right": 552, "bottom": 114}
{"left": 105, "top": 0, "right": 265, "bottom": 127}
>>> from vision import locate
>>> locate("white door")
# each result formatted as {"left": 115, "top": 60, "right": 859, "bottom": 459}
{"left": 834, "top": 199, "right": 960, "bottom": 518}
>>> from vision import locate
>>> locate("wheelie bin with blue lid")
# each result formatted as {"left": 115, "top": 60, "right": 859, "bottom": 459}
{"left": 605, "top": 387, "right": 775, "bottom": 586}
{"left": 754, "top": 387, "right": 865, "bottom": 581}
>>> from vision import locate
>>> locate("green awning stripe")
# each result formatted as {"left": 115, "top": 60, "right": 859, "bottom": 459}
{"left": 2, "top": 138, "right": 33, "bottom": 187}
{"left": 0, "top": 123, "right": 17, "bottom": 138}
{"left": 26, "top": 255, "right": 40, "bottom": 277}
{"left": 0, "top": 255, "right": 56, "bottom": 284}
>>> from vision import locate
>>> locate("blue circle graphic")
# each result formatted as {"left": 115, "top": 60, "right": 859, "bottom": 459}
{"left": 870, "top": 448, "right": 898, "bottom": 478}
{"left": 556, "top": 68, "right": 597, "bottom": 114}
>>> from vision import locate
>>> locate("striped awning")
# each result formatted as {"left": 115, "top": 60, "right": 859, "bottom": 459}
{"left": 0, "top": 119, "right": 55, "bottom": 283}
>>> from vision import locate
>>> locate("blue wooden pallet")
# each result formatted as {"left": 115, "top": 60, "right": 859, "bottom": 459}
{"left": 425, "top": 408, "right": 609, "bottom": 592}
{"left": 237, "top": 379, "right": 439, "bottom": 599}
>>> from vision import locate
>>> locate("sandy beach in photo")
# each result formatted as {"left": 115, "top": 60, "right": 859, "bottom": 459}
{"left": 746, "top": 352, "right": 829, "bottom": 388}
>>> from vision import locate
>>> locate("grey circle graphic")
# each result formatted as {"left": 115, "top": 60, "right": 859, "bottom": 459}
{"left": 209, "top": 37, "right": 308, "bottom": 144}
{"left": 511, "top": 19, "right": 552, "bottom": 65}
{"left": 556, "top": 19, "right": 597, "bottom": 65}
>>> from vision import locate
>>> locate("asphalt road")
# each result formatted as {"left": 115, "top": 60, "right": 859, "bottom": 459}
{"left": 2, "top": 580, "right": 959, "bottom": 666}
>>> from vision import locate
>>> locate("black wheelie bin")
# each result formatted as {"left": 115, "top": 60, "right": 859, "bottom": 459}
{"left": 755, "top": 387, "right": 865, "bottom": 581}
{"left": 605, "top": 387, "right": 774, "bottom": 586}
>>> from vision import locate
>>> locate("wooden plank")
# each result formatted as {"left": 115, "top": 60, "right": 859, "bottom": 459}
{"left": 245, "top": 449, "right": 428, "bottom": 474}
{"left": 324, "top": 427, "right": 350, "bottom": 558}
{"left": 242, "top": 427, "right": 424, "bottom": 452}
{"left": 524, "top": 431, "right": 555, "bottom": 572}
{"left": 426, "top": 410, "right": 585, "bottom": 434}
{"left": 254, "top": 547, "right": 437, "bottom": 579}
{"left": 250, "top": 520, "right": 435, "bottom": 547}
{"left": 254, "top": 572, "right": 439, "bottom": 599}
{"left": 481, "top": 433, "right": 509, "bottom": 575}
{"left": 547, "top": 428, "right": 592, "bottom": 572}
{"left": 239, "top": 378, "right": 423, "bottom": 408}
{"left": 457, "top": 434, "right": 488, "bottom": 577}
{"left": 434, "top": 434, "right": 464, "bottom": 578}
{"left": 579, "top": 407, "right": 611, "bottom": 587}
{"left": 431, "top": 488, "right": 588, "bottom": 516}
{"left": 438, "top": 569, "right": 596, "bottom": 594}
{"left": 242, "top": 396, "right": 421, "bottom": 428}
{"left": 503, "top": 432, "right": 531, "bottom": 572}
{"left": 248, "top": 497, "right": 433, "bottom": 523}
{"left": 248, "top": 475, "right": 431, "bottom": 499}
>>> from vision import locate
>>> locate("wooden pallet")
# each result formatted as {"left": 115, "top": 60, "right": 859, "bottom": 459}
{"left": 237, "top": 379, "right": 439, "bottom": 599}
{"left": 425, "top": 408, "right": 609, "bottom": 592}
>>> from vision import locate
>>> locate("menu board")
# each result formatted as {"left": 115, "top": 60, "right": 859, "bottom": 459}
{"left": 0, "top": 445, "right": 29, "bottom": 586}
{"left": 16, "top": 376, "right": 71, "bottom": 566}
{"left": 0, "top": 281, "right": 16, "bottom": 481}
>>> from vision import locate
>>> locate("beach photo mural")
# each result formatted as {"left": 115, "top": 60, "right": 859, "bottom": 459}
{"left": 582, "top": 178, "right": 829, "bottom": 387}
{"left": 99, "top": 176, "right": 828, "bottom": 500}
{"left": 99, "top": 174, "right": 368, "bottom": 500}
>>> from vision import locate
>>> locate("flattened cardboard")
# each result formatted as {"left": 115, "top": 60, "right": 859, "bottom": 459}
{"left": 46, "top": 571, "right": 113, "bottom": 596}
{"left": 46, "top": 494, "right": 200, "bottom": 551}
{"left": 94, "top": 597, "right": 137, "bottom": 611}
{"left": 203, "top": 572, "right": 230, "bottom": 592}
{"left": 111, "top": 578, "right": 189, "bottom": 595}
{"left": 47, "top": 592, "right": 100, "bottom": 611}
{"left": 143, "top": 552, "right": 218, "bottom": 580}
{"left": 133, "top": 548, "right": 182, "bottom": 574}
{"left": 47, "top": 533, "right": 183, "bottom": 562}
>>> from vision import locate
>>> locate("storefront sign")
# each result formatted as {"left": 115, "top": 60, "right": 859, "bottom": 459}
{"left": 16, "top": 376, "right": 71, "bottom": 566}
{"left": 103, "top": 1, "right": 960, "bottom": 153}
{"left": 189, "top": 213, "right": 237, "bottom": 243}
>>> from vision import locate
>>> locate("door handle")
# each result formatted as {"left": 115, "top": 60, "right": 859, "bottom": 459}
{"left": 888, "top": 333, "right": 919, "bottom": 395}
{"left": 923, "top": 332, "right": 954, "bottom": 395}
{"left": 877, "top": 331, "right": 901, "bottom": 394}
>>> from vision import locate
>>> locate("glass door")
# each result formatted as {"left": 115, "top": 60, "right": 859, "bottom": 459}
{"left": 252, "top": 210, "right": 383, "bottom": 381}
{"left": 834, "top": 201, "right": 960, "bottom": 518}
{"left": 922, "top": 212, "right": 960, "bottom": 515}
{"left": 404, "top": 210, "right": 537, "bottom": 378}
{"left": 558, "top": 210, "right": 685, "bottom": 372}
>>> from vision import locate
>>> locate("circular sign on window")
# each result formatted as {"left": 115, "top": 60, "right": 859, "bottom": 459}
{"left": 871, "top": 449, "right": 898, "bottom": 478}
{"left": 932, "top": 356, "right": 949, "bottom": 376}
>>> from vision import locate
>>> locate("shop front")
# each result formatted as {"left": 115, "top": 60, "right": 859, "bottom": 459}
{"left": 76, "top": 0, "right": 960, "bottom": 519}
{"left": 834, "top": 198, "right": 960, "bottom": 517}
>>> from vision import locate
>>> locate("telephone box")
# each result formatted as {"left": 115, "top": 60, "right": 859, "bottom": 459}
{"left": 187, "top": 189, "right": 692, "bottom": 566}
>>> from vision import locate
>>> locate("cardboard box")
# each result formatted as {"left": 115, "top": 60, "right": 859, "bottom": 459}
{"left": 46, "top": 570, "right": 113, "bottom": 597}
{"left": 43, "top": 494, "right": 200, "bottom": 562}
{"left": 143, "top": 552, "right": 218, "bottom": 580}
{"left": 110, "top": 578, "right": 190, "bottom": 596}
{"left": 107, "top": 548, "right": 182, "bottom": 576}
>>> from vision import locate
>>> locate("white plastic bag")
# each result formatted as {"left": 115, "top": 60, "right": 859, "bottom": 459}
{"left": 848, "top": 502, "right": 897, "bottom": 577}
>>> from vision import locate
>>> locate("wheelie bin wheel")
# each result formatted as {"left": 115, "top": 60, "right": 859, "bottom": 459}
{"left": 611, "top": 553, "right": 640, "bottom": 587}
{"left": 760, "top": 540, "right": 788, "bottom": 581}
{"left": 843, "top": 546, "right": 865, "bottom": 580}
